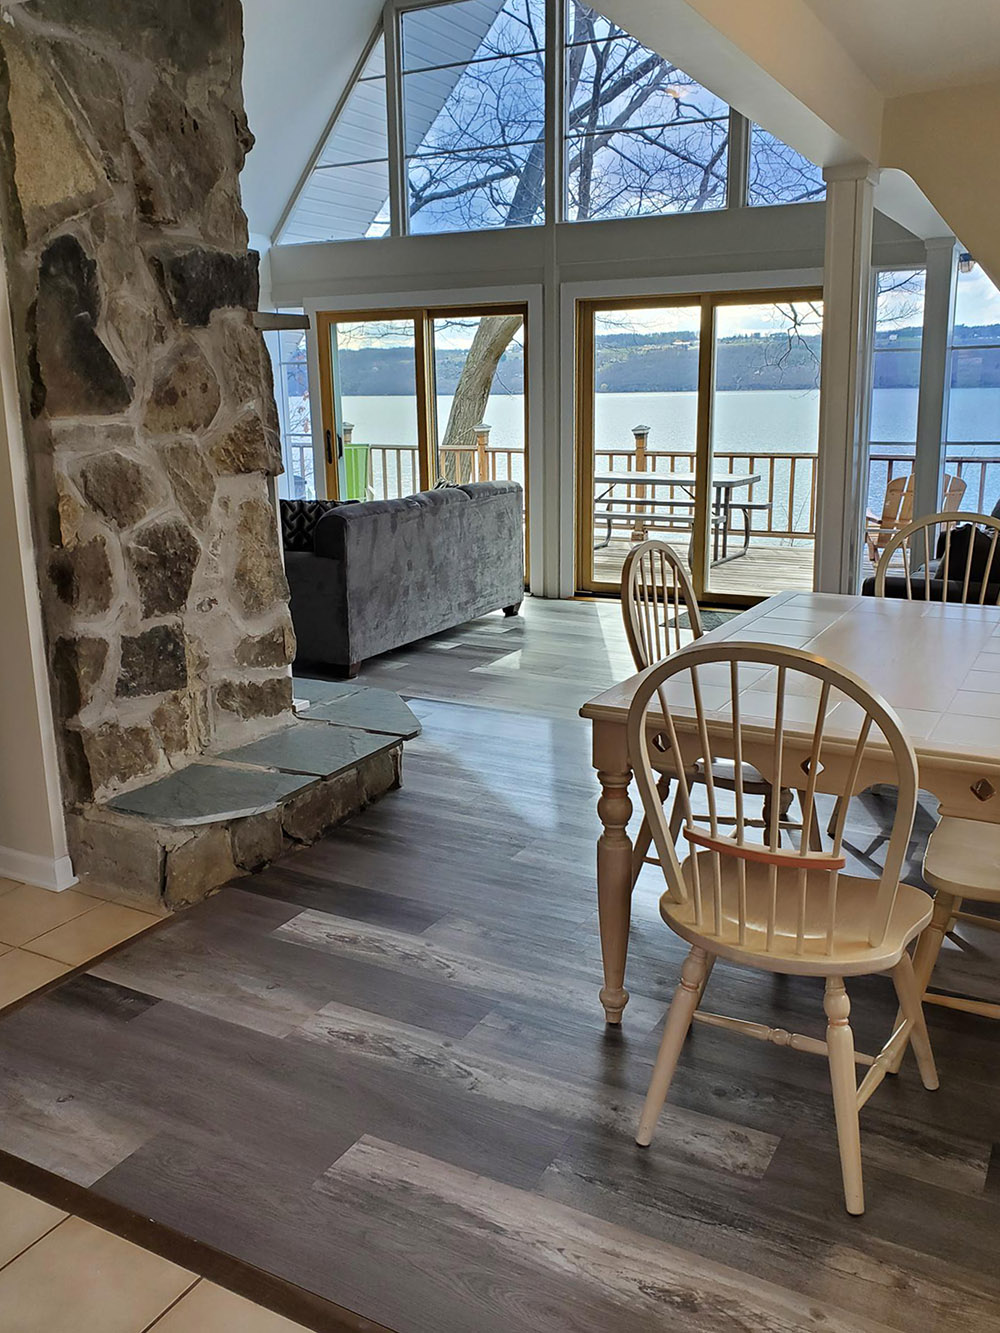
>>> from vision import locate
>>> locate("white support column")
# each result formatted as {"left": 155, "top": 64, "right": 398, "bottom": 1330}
{"left": 815, "top": 162, "right": 879, "bottom": 593}
{"left": 544, "top": 0, "right": 568, "bottom": 596}
{"left": 913, "top": 238, "right": 959, "bottom": 521}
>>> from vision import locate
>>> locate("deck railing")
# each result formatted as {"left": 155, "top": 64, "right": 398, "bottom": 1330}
{"left": 334, "top": 435, "right": 1000, "bottom": 539}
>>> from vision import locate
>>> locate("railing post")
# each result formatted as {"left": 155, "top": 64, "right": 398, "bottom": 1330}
{"left": 631, "top": 423, "right": 651, "bottom": 541}
{"left": 475, "top": 423, "right": 490, "bottom": 482}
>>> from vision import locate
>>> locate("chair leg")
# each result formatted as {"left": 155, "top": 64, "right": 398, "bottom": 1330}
{"left": 630, "top": 776, "right": 670, "bottom": 885}
{"left": 887, "top": 891, "right": 955, "bottom": 1074}
{"left": 762, "top": 785, "right": 794, "bottom": 838}
{"left": 697, "top": 953, "right": 716, "bottom": 1005}
{"left": 891, "top": 953, "right": 939, "bottom": 1091}
{"left": 798, "top": 790, "right": 823, "bottom": 851}
{"left": 668, "top": 789, "right": 685, "bottom": 845}
{"left": 827, "top": 796, "right": 843, "bottom": 839}
{"left": 823, "top": 977, "right": 864, "bottom": 1216}
{"left": 636, "top": 946, "right": 708, "bottom": 1147}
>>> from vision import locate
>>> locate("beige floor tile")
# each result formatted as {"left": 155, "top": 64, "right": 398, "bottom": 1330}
{"left": 0, "top": 1182, "right": 66, "bottom": 1268}
{"left": 0, "top": 950, "right": 70, "bottom": 1008}
{"left": 0, "top": 879, "right": 23, "bottom": 899}
{"left": 149, "top": 1280, "right": 312, "bottom": 1332}
{"left": 0, "top": 1215, "right": 195, "bottom": 1333}
{"left": 26, "top": 902, "right": 161, "bottom": 967}
{"left": 0, "top": 884, "right": 99, "bottom": 948}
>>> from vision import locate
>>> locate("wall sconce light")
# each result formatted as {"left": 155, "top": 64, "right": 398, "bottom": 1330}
{"left": 958, "top": 252, "right": 976, "bottom": 275}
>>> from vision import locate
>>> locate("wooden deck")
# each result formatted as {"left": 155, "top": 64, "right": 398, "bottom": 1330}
{"left": 592, "top": 535, "right": 815, "bottom": 599}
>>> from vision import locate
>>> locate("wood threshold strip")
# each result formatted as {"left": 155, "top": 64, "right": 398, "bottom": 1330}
{"left": 0, "top": 1148, "right": 395, "bottom": 1333}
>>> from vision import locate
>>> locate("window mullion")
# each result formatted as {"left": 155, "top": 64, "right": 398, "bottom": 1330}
{"left": 546, "top": 0, "right": 565, "bottom": 226}
{"left": 727, "top": 109, "right": 750, "bottom": 209}
{"left": 384, "top": 1, "right": 408, "bottom": 236}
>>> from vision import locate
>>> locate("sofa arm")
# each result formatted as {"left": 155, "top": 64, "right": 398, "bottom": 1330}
{"left": 313, "top": 508, "right": 349, "bottom": 561}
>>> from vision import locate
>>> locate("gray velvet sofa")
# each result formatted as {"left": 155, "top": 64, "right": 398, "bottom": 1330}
{"left": 281, "top": 482, "right": 524, "bottom": 674}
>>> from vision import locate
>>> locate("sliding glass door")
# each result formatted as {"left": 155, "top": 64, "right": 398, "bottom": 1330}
{"left": 577, "top": 298, "right": 703, "bottom": 593}
{"left": 706, "top": 296, "right": 822, "bottom": 597}
{"left": 576, "top": 288, "right": 822, "bottom": 604}
{"left": 317, "top": 307, "right": 527, "bottom": 542}
{"left": 429, "top": 312, "right": 526, "bottom": 490}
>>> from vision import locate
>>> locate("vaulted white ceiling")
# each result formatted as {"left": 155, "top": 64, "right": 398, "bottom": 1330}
{"left": 240, "top": 0, "right": 382, "bottom": 242}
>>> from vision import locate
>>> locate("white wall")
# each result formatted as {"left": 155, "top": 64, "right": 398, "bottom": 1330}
{"left": 0, "top": 245, "right": 75, "bottom": 891}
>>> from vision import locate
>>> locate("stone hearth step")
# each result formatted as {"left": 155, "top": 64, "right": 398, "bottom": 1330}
{"left": 293, "top": 682, "right": 421, "bottom": 739}
{"left": 68, "top": 686, "right": 421, "bottom": 911}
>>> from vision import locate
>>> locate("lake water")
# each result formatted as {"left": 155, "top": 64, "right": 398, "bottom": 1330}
{"left": 342, "top": 388, "right": 1000, "bottom": 453}
{"left": 337, "top": 387, "right": 1000, "bottom": 519}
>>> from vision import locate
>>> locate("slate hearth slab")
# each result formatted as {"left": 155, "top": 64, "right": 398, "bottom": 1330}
{"left": 300, "top": 688, "right": 421, "bottom": 739}
{"left": 218, "top": 718, "right": 397, "bottom": 777}
{"left": 291, "top": 678, "right": 364, "bottom": 707}
{"left": 107, "top": 762, "right": 307, "bottom": 826}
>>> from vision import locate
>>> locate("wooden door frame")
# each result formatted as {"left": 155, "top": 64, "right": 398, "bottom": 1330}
{"left": 575, "top": 286, "right": 823, "bottom": 606}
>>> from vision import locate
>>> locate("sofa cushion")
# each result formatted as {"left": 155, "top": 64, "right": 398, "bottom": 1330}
{"left": 933, "top": 523, "right": 995, "bottom": 580}
{"left": 861, "top": 572, "right": 1000, "bottom": 603}
{"left": 280, "top": 499, "right": 340, "bottom": 552}
{"left": 313, "top": 486, "right": 471, "bottom": 560}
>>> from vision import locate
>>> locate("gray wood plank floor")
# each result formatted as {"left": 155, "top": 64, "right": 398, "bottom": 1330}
{"left": 1, "top": 597, "right": 999, "bottom": 1332}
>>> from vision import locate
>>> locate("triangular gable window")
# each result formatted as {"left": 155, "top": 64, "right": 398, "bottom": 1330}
{"left": 747, "top": 124, "right": 825, "bottom": 206}
{"left": 279, "top": 35, "right": 390, "bottom": 245}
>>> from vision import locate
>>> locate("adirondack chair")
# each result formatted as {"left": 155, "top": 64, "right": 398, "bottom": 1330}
{"left": 865, "top": 472, "right": 966, "bottom": 564}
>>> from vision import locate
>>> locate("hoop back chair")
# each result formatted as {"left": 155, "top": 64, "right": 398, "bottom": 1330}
{"left": 627, "top": 640, "right": 938, "bottom": 1215}
{"left": 874, "top": 511, "right": 1000, "bottom": 603}
{"left": 872, "top": 512, "right": 1000, "bottom": 1058}
{"left": 622, "top": 541, "right": 802, "bottom": 887}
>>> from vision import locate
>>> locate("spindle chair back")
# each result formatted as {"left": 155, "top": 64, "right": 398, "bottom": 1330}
{"left": 874, "top": 511, "right": 1000, "bottom": 604}
{"left": 622, "top": 540, "right": 702, "bottom": 670}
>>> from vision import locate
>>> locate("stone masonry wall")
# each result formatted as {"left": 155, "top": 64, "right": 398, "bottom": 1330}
{"left": 0, "top": 0, "right": 295, "bottom": 805}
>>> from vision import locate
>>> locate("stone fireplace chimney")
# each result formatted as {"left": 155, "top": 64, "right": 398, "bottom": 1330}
{"left": 0, "top": 0, "right": 297, "bottom": 815}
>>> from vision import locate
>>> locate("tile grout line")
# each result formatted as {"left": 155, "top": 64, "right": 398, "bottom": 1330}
{"left": 0, "top": 1212, "right": 68, "bottom": 1274}
{"left": 137, "top": 1275, "right": 204, "bottom": 1332}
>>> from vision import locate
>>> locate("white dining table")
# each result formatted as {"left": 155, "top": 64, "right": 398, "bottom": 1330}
{"left": 581, "top": 590, "right": 1000, "bottom": 1024}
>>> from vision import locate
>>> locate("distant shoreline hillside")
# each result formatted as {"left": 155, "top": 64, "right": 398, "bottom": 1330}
{"left": 330, "top": 325, "right": 1000, "bottom": 395}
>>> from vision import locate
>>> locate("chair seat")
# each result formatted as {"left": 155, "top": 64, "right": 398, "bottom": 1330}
{"left": 661, "top": 853, "right": 932, "bottom": 975}
{"left": 924, "top": 816, "right": 1000, "bottom": 899}
{"left": 693, "top": 757, "right": 771, "bottom": 794}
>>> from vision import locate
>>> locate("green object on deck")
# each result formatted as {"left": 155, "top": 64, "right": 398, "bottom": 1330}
{"left": 344, "top": 444, "right": 371, "bottom": 500}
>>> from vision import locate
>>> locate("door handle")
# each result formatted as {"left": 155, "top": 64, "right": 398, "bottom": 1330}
{"left": 324, "top": 429, "right": 333, "bottom": 465}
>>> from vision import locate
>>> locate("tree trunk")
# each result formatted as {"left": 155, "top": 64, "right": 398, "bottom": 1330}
{"left": 441, "top": 314, "right": 522, "bottom": 481}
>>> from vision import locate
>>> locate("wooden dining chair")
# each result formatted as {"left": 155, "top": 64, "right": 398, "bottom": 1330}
{"left": 622, "top": 541, "right": 805, "bottom": 889}
{"left": 627, "top": 640, "right": 938, "bottom": 1215}
{"left": 874, "top": 510, "right": 1000, "bottom": 603}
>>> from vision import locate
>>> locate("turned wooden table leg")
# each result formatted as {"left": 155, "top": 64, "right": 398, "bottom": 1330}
{"left": 593, "top": 720, "right": 634, "bottom": 1025}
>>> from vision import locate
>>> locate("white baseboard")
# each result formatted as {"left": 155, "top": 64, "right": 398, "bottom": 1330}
{"left": 0, "top": 845, "right": 77, "bottom": 892}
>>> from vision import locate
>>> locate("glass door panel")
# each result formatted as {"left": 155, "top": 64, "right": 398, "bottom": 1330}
{"left": 579, "top": 301, "right": 702, "bottom": 592}
{"left": 429, "top": 313, "right": 526, "bottom": 486}
{"left": 326, "top": 316, "right": 422, "bottom": 501}
{"left": 706, "top": 298, "right": 822, "bottom": 598}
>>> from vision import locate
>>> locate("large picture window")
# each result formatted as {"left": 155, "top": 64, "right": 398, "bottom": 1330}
{"left": 280, "top": 0, "right": 827, "bottom": 245}
{"left": 946, "top": 263, "right": 1000, "bottom": 511}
